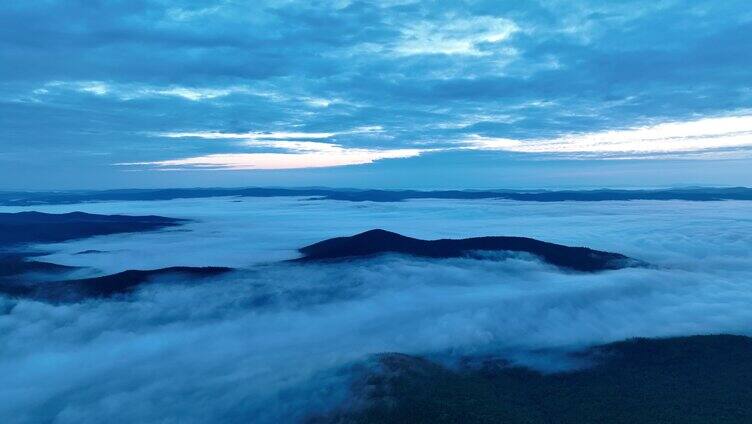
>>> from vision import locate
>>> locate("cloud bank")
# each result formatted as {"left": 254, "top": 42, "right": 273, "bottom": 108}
{"left": 2, "top": 197, "right": 752, "bottom": 422}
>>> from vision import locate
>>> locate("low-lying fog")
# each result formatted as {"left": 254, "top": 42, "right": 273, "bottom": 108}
{"left": 1, "top": 197, "right": 752, "bottom": 423}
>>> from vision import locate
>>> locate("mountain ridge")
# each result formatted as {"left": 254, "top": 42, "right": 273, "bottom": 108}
{"left": 298, "top": 229, "right": 637, "bottom": 272}
{"left": 0, "top": 266, "right": 231, "bottom": 302}
{"left": 2, "top": 186, "right": 752, "bottom": 205}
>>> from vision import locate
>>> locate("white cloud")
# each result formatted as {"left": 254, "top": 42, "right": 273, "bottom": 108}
{"left": 395, "top": 16, "right": 519, "bottom": 56}
{"left": 123, "top": 149, "right": 423, "bottom": 170}
{"left": 462, "top": 114, "right": 752, "bottom": 156}
{"left": 166, "top": 6, "right": 221, "bottom": 21}
{"left": 158, "top": 131, "right": 337, "bottom": 140}
{"left": 304, "top": 98, "right": 333, "bottom": 108}
{"left": 45, "top": 81, "right": 111, "bottom": 96}
{"left": 36, "top": 81, "right": 254, "bottom": 102}
{"left": 139, "top": 87, "right": 235, "bottom": 101}
{"left": 78, "top": 81, "right": 110, "bottom": 96}
{"left": 37, "top": 81, "right": 352, "bottom": 106}
{"left": 127, "top": 130, "right": 424, "bottom": 170}
{"left": 240, "top": 140, "right": 342, "bottom": 152}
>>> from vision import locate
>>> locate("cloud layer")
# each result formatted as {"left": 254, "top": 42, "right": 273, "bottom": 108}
{"left": 2, "top": 197, "right": 752, "bottom": 422}
{"left": 3, "top": 1, "right": 752, "bottom": 187}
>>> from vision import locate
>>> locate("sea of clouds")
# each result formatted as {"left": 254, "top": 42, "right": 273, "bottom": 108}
{"left": 1, "top": 197, "right": 752, "bottom": 422}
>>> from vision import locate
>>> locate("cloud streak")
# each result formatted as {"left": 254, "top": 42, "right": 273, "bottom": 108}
{"left": 38, "top": 81, "right": 255, "bottom": 101}
{"left": 122, "top": 131, "right": 425, "bottom": 170}
{"left": 127, "top": 113, "right": 752, "bottom": 171}
{"left": 124, "top": 149, "right": 424, "bottom": 170}
{"left": 158, "top": 131, "right": 337, "bottom": 140}
{"left": 394, "top": 16, "right": 519, "bottom": 56}
{"left": 463, "top": 114, "right": 752, "bottom": 157}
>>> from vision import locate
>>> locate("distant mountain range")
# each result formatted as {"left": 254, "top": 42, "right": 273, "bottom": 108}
{"left": 0, "top": 211, "right": 184, "bottom": 246}
{"left": 0, "top": 252, "right": 77, "bottom": 278}
{"left": 2, "top": 186, "right": 752, "bottom": 205}
{"left": 298, "top": 229, "right": 637, "bottom": 272}
{"left": 0, "top": 211, "right": 186, "bottom": 282}
{"left": 0, "top": 212, "right": 230, "bottom": 302}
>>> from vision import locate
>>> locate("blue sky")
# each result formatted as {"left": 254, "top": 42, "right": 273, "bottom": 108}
{"left": 2, "top": 0, "right": 752, "bottom": 189}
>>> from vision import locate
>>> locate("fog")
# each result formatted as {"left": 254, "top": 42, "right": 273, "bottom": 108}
{"left": 1, "top": 198, "right": 752, "bottom": 422}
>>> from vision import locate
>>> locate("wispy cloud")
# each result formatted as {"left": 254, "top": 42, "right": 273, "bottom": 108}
{"left": 394, "top": 16, "right": 519, "bottom": 56}
{"left": 462, "top": 115, "right": 752, "bottom": 157}
{"left": 239, "top": 140, "right": 343, "bottom": 152}
{"left": 139, "top": 113, "right": 752, "bottom": 172}
{"left": 38, "top": 81, "right": 255, "bottom": 102}
{"left": 139, "top": 87, "right": 237, "bottom": 101}
{"left": 158, "top": 131, "right": 337, "bottom": 140}
{"left": 123, "top": 150, "right": 423, "bottom": 170}
{"left": 45, "top": 81, "right": 111, "bottom": 96}
{"left": 125, "top": 131, "right": 423, "bottom": 170}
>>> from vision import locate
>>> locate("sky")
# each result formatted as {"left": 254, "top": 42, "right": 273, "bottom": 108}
{"left": 2, "top": 0, "right": 752, "bottom": 189}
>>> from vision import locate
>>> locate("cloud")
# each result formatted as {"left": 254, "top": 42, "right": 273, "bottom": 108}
{"left": 158, "top": 131, "right": 337, "bottom": 140}
{"left": 150, "top": 113, "right": 752, "bottom": 171}
{"left": 2, "top": 197, "right": 752, "bottom": 422}
{"left": 3, "top": 0, "right": 752, "bottom": 187}
{"left": 124, "top": 149, "right": 424, "bottom": 170}
{"left": 76, "top": 81, "right": 109, "bottom": 96}
{"left": 394, "top": 16, "right": 519, "bottom": 56}
{"left": 140, "top": 87, "right": 237, "bottom": 101}
{"left": 37, "top": 81, "right": 253, "bottom": 101}
{"left": 122, "top": 130, "right": 425, "bottom": 170}
{"left": 119, "top": 112, "right": 752, "bottom": 172}
{"left": 462, "top": 114, "right": 752, "bottom": 157}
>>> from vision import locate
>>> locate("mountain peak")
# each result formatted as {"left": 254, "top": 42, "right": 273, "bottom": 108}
{"left": 351, "top": 229, "right": 407, "bottom": 239}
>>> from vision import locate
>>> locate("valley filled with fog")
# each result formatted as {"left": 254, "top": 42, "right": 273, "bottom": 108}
{"left": 2, "top": 197, "right": 752, "bottom": 422}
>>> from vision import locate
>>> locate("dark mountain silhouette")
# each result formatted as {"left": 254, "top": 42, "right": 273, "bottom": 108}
{"left": 0, "top": 252, "right": 77, "bottom": 278}
{"left": 0, "top": 266, "right": 231, "bottom": 302}
{"left": 2, "top": 186, "right": 752, "bottom": 206}
{"left": 0, "top": 211, "right": 186, "bottom": 280}
{"left": 314, "top": 335, "right": 752, "bottom": 424}
{"left": 74, "top": 249, "right": 108, "bottom": 255}
{"left": 0, "top": 211, "right": 184, "bottom": 246}
{"left": 297, "top": 229, "right": 636, "bottom": 272}
{"left": 0, "top": 211, "right": 226, "bottom": 302}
